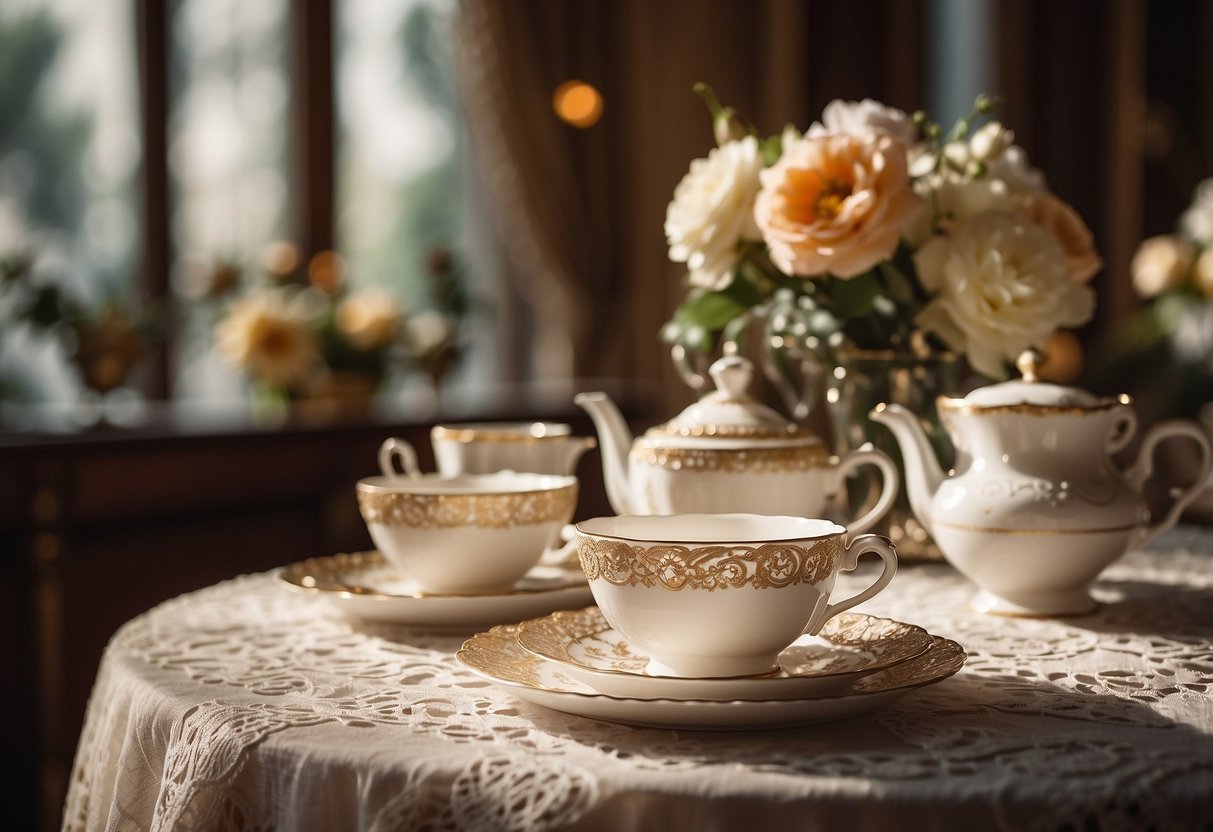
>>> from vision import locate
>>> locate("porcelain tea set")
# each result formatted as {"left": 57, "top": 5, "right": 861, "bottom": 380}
{"left": 280, "top": 351, "right": 1209, "bottom": 728}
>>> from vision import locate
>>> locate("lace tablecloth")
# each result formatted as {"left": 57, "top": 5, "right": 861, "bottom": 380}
{"left": 63, "top": 529, "right": 1213, "bottom": 831}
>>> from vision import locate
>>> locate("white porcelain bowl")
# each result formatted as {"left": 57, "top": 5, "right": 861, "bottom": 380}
{"left": 357, "top": 471, "right": 578, "bottom": 594}
{"left": 575, "top": 514, "right": 897, "bottom": 677}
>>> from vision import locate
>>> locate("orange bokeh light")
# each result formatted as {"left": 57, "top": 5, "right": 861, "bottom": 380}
{"left": 553, "top": 80, "right": 603, "bottom": 128}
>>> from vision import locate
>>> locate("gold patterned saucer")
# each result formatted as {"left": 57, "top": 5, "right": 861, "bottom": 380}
{"left": 278, "top": 551, "right": 592, "bottom": 628}
{"left": 515, "top": 608, "right": 934, "bottom": 700}
{"left": 456, "top": 624, "right": 965, "bottom": 730}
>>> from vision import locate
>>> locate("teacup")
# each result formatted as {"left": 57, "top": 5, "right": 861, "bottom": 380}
{"left": 575, "top": 514, "right": 897, "bottom": 678}
{"left": 358, "top": 438, "right": 579, "bottom": 593}
{"left": 431, "top": 422, "right": 596, "bottom": 476}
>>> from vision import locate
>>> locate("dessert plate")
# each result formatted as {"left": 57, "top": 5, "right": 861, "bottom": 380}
{"left": 516, "top": 608, "right": 933, "bottom": 700}
{"left": 278, "top": 551, "right": 591, "bottom": 629}
{"left": 456, "top": 624, "right": 965, "bottom": 731}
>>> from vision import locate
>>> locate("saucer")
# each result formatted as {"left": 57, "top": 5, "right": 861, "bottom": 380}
{"left": 516, "top": 608, "right": 934, "bottom": 700}
{"left": 277, "top": 551, "right": 592, "bottom": 629}
{"left": 456, "top": 624, "right": 965, "bottom": 730}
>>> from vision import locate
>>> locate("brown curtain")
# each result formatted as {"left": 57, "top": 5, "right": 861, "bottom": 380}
{"left": 455, "top": 0, "right": 925, "bottom": 411}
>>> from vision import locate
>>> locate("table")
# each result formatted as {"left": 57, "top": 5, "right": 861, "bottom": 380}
{"left": 63, "top": 529, "right": 1213, "bottom": 831}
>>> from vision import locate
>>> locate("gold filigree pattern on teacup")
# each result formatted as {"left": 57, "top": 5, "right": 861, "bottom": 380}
{"left": 358, "top": 483, "right": 577, "bottom": 529}
{"left": 630, "top": 443, "right": 830, "bottom": 473}
{"left": 577, "top": 536, "right": 841, "bottom": 590}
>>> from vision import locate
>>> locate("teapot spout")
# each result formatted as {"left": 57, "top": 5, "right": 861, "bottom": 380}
{"left": 868, "top": 403, "right": 944, "bottom": 536}
{"left": 574, "top": 392, "right": 635, "bottom": 515}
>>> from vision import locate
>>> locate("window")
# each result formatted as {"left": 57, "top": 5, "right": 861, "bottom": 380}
{"left": 0, "top": 1, "right": 488, "bottom": 414}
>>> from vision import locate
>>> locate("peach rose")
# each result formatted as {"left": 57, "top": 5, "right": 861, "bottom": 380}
{"left": 1019, "top": 193, "right": 1102, "bottom": 282}
{"left": 754, "top": 134, "right": 921, "bottom": 278}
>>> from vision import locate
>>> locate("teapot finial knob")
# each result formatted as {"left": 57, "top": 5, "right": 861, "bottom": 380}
{"left": 708, "top": 355, "right": 753, "bottom": 400}
{"left": 1016, "top": 349, "right": 1044, "bottom": 383}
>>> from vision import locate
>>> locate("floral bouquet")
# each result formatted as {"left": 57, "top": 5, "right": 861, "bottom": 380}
{"left": 209, "top": 247, "right": 407, "bottom": 403}
{"left": 661, "top": 85, "right": 1101, "bottom": 390}
{"left": 1106, "top": 179, "right": 1213, "bottom": 421}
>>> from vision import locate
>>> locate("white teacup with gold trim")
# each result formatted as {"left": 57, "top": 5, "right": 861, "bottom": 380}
{"left": 575, "top": 514, "right": 897, "bottom": 678}
{"left": 431, "top": 422, "right": 596, "bottom": 476}
{"left": 358, "top": 438, "right": 579, "bottom": 594}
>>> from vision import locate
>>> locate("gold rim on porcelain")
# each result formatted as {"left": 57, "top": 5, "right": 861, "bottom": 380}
{"left": 456, "top": 626, "right": 968, "bottom": 700}
{"left": 358, "top": 483, "right": 578, "bottom": 529}
{"left": 432, "top": 424, "right": 596, "bottom": 446}
{"left": 933, "top": 392, "right": 1133, "bottom": 416}
{"left": 278, "top": 550, "right": 585, "bottom": 599}
{"left": 630, "top": 443, "right": 830, "bottom": 473}
{"left": 576, "top": 537, "right": 841, "bottom": 590}
{"left": 517, "top": 607, "right": 933, "bottom": 681}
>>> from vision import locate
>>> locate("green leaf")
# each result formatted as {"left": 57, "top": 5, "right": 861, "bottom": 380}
{"left": 828, "top": 272, "right": 880, "bottom": 319}
{"left": 674, "top": 290, "right": 748, "bottom": 332}
{"left": 878, "top": 261, "right": 915, "bottom": 305}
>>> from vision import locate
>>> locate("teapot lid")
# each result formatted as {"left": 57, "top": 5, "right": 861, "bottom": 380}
{"left": 941, "top": 351, "right": 1124, "bottom": 411}
{"left": 653, "top": 355, "right": 810, "bottom": 440}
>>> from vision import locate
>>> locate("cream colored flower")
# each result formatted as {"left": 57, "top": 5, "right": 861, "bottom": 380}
{"left": 1193, "top": 248, "right": 1213, "bottom": 297}
{"left": 404, "top": 310, "right": 454, "bottom": 356}
{"left": 1131, "top": 235, "right": 1194, "bottom": 298}
{"left": 905, "top": 145, "right": 1047, "bottom": 246}
{"left": 336, "top": 287, "right": 403, "bottom": 351}
{"left": 807, "top": 99, "right": 916, "bottom": 145}
{"left": 914, "top": 212, "right": 1095, "bottom": 379}
{"left": 1180, "top": 178, "right": 1213, "bottom": 246}
{"left": 1019, "top": 193, "right": 1102, "bottom": 282}
{"left": 665, "top": 135, "right": 764, "bottom": 290}
{"left": 215, "top": 288, "right": 321, "bottom": 387}
{"left": 969, "top": 121, "right": 1014, "bottom": 161}
{"left": 754, "top": 134, "right": 921, "bottom": 278}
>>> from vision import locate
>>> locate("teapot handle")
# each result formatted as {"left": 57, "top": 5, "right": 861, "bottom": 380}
{"left": 1126, "top": 421, "right": 1213, "bottom": 547}
{"left": 1107, "top": 409, "right": 1138, "bottom": 454}
{"left": 835, "top": 448, "right": 900, "bottom": 537}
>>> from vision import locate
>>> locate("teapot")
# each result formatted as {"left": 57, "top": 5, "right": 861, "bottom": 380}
{"left": 575, "top": 355, "right": 897, "bottom": 534}
{"left": 870, "top": 353, "right": 1213, "bottom": 616}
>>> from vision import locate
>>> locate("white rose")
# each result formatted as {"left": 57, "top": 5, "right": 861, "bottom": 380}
{"left": 336, "top": 287, "right": 403, "bottom": 350}
{"left": 807, "top": 98, "right": 916, "bottom": 145}
{"left": 1180, "top": 178, "right": 1213, "bottom": 246}
{"left": 1130, "top": 235, "right": 1194, "bottom": 298}
{"left": 665, "top": 135, "right": 764, "bottom": 290}
{"left": 913, "top": 213, "right": 1095, "bottom": 379}
{"left": 969, "top": 121, "right": 1014, "bottom": 161}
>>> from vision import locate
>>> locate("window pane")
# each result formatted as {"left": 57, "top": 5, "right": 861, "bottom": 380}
{"left": 337, "top": 0, "right": 497, "bottom": 400}
{"left": 169, "top": 0, "right": 290, "bottom": 400}
{"left": 0, "top": 0, "right": 141, "bottom": 403}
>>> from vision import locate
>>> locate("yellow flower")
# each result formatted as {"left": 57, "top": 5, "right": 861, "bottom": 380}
{"left": 214, "top": 288, "right": 320, "bottom": 387}
{"left": 336, "top": 287, "right": 404, "bottom": 351}
{"left": 754, "top": 134, "right": 921, "bottom": 278}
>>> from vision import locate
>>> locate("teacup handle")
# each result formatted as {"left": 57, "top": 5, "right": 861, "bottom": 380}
{"left": 834, "top": 448, "right": 900, "bottom": 537}
{"left": 805, "top": 534, "right": 898, "bottom": 636}
{"left": 378, "top": 438, "right": 422, "bottom": 480}
{"left": 1126, "top": 420, "right": 1213, "bottom": 547}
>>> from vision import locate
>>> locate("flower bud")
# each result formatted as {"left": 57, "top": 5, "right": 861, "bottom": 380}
{"left": 1131, "top": 235, "right": 1194, "bottom": 298}
{"left": 714, "top": 107, "right": 750, "bottom": 146}
{"left": 970, "top": 121, "right": 1014, "bottom": 161}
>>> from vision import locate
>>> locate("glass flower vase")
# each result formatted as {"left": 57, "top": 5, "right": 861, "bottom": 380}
{"left": 825, "top": 349, "right": 961, "bottom": 562}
